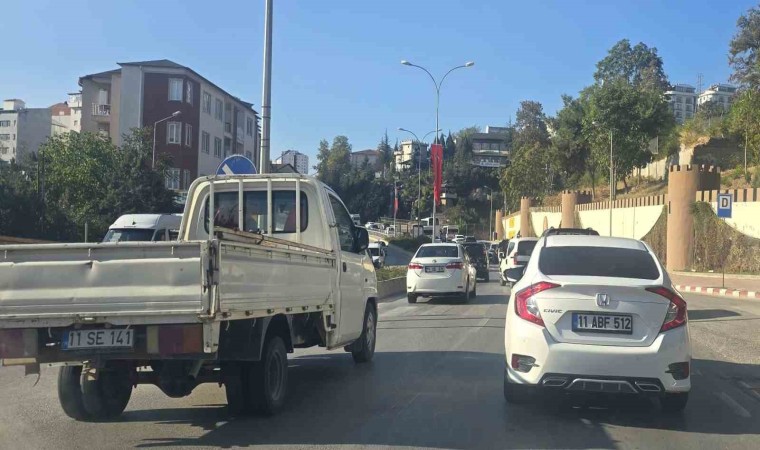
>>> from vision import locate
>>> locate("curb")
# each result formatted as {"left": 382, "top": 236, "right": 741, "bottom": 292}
{"left": 675, "top": 284, "right": 760, "bottom": 300}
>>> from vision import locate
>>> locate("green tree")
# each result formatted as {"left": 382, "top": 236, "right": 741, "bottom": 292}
{"left": 727, "top": 90, "right": 760, "bottom": 168}
{"left": 729, "top": 6, "right": 760, "bottom": 89}
{"left": 594, "top": 39, "right": 669, "bottom": 91}
{"left": 552, "top": 94, "right": 595, "bottom": 192}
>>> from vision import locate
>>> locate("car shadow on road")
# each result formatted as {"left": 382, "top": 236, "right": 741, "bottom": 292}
{"left": 688, "top": 309, "right": 742, "bottom": 321}
{"left": 127, "top": 352, "right": 760, "bottom": 449}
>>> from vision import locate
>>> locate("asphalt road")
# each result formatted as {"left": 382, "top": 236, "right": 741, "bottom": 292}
{"left": 1, "top": 277, "right": 760, "bottom": 449}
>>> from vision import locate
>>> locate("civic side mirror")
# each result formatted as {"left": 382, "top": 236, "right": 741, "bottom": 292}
{"left": 505, "top": 267, "right": 525, "bottom": 282}
{"left": 354, "top": 227, "right": 369, "bottom": 253}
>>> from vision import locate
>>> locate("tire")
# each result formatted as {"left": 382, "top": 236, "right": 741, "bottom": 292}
{"left": 503, "top": 370, "right": 533, "bottom": 404}
{"left": 351, "top": 303, "right": 377, "bottom": 363}
{"left": 249, "top": 335, "right": 288, "bottom": 416}
{"left": 472, "top": 283, "right": 478, "bottom": 297}
{"left": 407, "top": 294, "right": 417, "bottom": 304}
{"left": 223, "top": 362, "right": 250, "bottom": 416}
{"left": 81, "top": 366, "right": 133, "bottom": 420}
{"left": 58, "top": 366, "right": 89, "bottom": 421}
{"left": 660, "top": 392, "right": 689, "bottom": 413}
{"left": 460, "top": 282, "right": 471, "bottom": 304}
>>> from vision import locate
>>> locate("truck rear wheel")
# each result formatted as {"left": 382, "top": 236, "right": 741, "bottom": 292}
{"left": 351, "top": 302, "right": 377, "bottom": 363}
{"left": 249, "top": 335, "right": 288, "bottom": 416}
{"left": 58, "top": 366, "right": 89, "bottom": 420}
{"left": 81, "top": 366, "right": 133, "bottom": 420}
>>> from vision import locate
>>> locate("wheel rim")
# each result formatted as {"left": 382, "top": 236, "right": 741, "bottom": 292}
{"left": 365, "top": 310, "right": 376, "bottom": 350}
{"left": 267, "top": 350, "right": 285, "bottom": 401}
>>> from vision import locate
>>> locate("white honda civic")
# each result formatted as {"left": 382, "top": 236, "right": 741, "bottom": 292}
{"left": 503, "top": 235, "right": 691, "bottom": 412}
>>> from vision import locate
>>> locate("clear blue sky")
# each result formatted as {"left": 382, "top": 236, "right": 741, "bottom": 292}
{"left": 3, "top": 0, "right": 756, "bottom": 168}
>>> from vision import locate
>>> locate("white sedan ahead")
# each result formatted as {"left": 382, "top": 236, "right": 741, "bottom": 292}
{"left": 407, "top": 243, "right": 477, "bottom": 304}
{"left": 503, "top": 235, "right": 691, "bottom": 412}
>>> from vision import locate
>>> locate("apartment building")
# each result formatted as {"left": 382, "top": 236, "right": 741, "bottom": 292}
{"left": 0, "top": 99, "right": 51, "bottom": 163}
{"left": 50, "top": 92, "right": 83, "bottom": 136}
{"left": 665, "top": 84, "right": 697, "bottom": 124}
{"left": 275, "top": 149, "right": 309, "bottom": 174}
{"left": 697, "top": 83, "right": 738, "bottom": 111}
{"left": 470, "top": 126, "right": 510, "bottom": 167}
{"left": 394, "top": 140, "right": 428, "bottom": 171}
{"left": 79, "top": 59, "right": 260, "bottom": 190}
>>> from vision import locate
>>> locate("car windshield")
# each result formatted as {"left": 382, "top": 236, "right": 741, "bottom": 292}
{"left": 462, "top": 244, "right": 485, "bottom": 260}
{"left": 102, "top": 229, "right": 156, "bottom": 242}
{"left": 516, "top": 241, "right": 537, "bottom": 256}
{"left": 539, "top": 246, "right": 660, "bottom": 279}
{"left": 368, "top": 247, "right": 380, "bottom": 256}
{"left": 416, "top": 246, "right": 459, "bottom": 258}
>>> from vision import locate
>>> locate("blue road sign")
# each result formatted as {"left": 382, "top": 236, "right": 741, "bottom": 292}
{"left": 216, "top": 155, "right": 257, "bottom": 176}
{"left": 717, "top": 193, "right": 732, "bottom": 218}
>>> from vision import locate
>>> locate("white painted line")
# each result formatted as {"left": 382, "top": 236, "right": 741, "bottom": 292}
{"left": 749, "top": 291, "right": 757, "bottom": 298}
{"left": 695, "top": 286, "right": 702, "bottom": 293}
{"left": 720, "top": 289, "right": 728, "bottom": 295}
{"left": 717, "top": 392, "right": 751, "bottom": 418}
{"left": 733, "top": 291, "right": 741, "bottom": 297}
{"left": 707, "top": 288, "right": 714, "bottom": 294}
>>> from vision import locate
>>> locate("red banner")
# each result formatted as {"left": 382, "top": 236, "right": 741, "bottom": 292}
{"left": 430, "top": 144, "right": 443, "bottom": 206}
{"left": 393, "top": 183, "right": 399, "bottom": 217}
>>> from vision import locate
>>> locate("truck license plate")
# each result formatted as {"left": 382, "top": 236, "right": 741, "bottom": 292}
{"left": 62, "top": 329, "right": 134, "bottom": 350}
{"left": 572, "top": 313, "right": 632, "bottom": 334}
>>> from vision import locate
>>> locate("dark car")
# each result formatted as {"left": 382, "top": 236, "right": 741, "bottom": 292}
{"left": 462, "top": 242, "right": 490, "bottom": 281}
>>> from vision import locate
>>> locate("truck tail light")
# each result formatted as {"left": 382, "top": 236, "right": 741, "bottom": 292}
{"left": 514, "top": 282, "right": 559, "bottom": 327}
{"left": 0, "top": 329, "right": 38, "bottom": 359}
{"left": 646, "top": 287, "right": 687, "bottom": 332}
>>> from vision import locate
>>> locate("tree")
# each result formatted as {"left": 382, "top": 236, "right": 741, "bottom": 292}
{"left": 729, "top": 6, "right": 760, "bottom": 89}
{"left": 594, "top": 39, "right": 669, "bottom": 91}
{"left": 514, "top": 101, "right": 550, "bottom": 148}
{"left": 376, "top": 131, "right": 393, "bottom": 176}
{"left": 727, "top": 90, "right": 760, "bottom": 167}
{"left": 552, "top": 94, "right": 594, "bottom": 191}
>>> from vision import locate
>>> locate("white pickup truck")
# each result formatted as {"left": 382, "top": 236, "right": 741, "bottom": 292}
{"left": 0, "top": 174, "right": 378, "bottom": 421}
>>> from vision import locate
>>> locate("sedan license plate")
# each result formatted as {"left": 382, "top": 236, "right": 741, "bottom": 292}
{"left": 425, "top": 266, "right": 445, "bottom": 273}
{"left": 573, "top": 313, "right": 632, "bottom": 334}
{"left": 62, "top": 329, "right": 134, "bottom": 350}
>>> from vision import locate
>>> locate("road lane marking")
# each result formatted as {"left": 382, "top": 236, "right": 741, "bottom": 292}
{"left": 716, "top": 392, "right": 751, "bottom": 418}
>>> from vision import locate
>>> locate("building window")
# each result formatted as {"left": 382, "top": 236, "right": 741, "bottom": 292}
{"left": 202, "top": 91, "right": 211, "bottom": 114}
{"left": 185, "top": 123, "right": 193, "bottom": 146}
{"left": 186, "top": 82, "right": 193, "bottom": 105}
{"left": 473, "top": 142, "right": 480, "bottom": 150}
{"left": 166, "top": 168, "right": 181, "bottom": 190}
{"left": 167, "top": 122, "right": 181, "bottom": 144}
{"left": 0, "top": 134, "right": 10, "bottom": 141}
{"left": 214, "top": 137, "right": 222, "bottom": 158}
{"left": 202, "top": 131, "right": 210, "bottom": 154}
{"left": 183, "top": 169, "right": 191, "bottom": 190}
{"left": 246, "top": 117, "right": 254, "bottom": 136}
{"left": 0, "top": 120, "right": 10, "bottom": 127}
{"left": 169, "top": 79, "right": 183, "bottom": 101}
{"left": 215, "top": 99, "right": 223, "bottom": 121}
{"left": 245, "top": 151, "right": 252, "bottom": 160}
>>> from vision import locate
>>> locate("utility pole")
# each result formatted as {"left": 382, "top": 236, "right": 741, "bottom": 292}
{"left": 259, "top": 0, "right": 273, "bottom": 174}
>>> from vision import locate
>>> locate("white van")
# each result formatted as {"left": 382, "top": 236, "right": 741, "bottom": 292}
{"left": 102, "top": 214, "right": 182, "bottom": 243}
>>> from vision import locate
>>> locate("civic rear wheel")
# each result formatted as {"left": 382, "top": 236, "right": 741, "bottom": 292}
{"left": 503, "top": 370, "right": 533, "bottom": 404}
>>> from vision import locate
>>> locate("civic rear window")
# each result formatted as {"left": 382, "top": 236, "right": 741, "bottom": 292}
{"left": 538, "top": 246, "right": 660, "bottom": 280}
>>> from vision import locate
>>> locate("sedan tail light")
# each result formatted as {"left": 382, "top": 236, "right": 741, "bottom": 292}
{"left": 408, "top": 263, "right": 423, "bottom": 270}
{"left": 514, "top": 282, "right": 559, "bottom": 327}
{"left": 646, "top": 286, "right": 687, "bottom": 332}
{"left": 446, "top": 261, "right": 463, "bottom": 270}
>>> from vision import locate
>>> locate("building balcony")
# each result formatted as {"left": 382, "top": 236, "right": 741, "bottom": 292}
{"left": 91, "top": 103, "right": 110, "bottom": 117}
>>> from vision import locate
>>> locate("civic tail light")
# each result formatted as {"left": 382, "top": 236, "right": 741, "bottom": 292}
{"left": 446, "top": 261, "right": 463, "bottom": 270}
{"left": 646, "top": 286, "right": 688, "bottom": 332}
{"left": 514, "top": 282, "right": 559, "bottom": 327}
{"left": 408, "top": 263, "right": 423, "bottom": 270}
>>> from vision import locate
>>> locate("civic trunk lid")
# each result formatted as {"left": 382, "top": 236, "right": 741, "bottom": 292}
{"left": 532, "top": 277, "right": 671, "bottom": 347}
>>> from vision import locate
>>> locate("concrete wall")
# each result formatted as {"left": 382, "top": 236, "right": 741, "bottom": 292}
{"left": 118, "top": 66, "right": 143, "bottom": 146}
{"left": 377, "top": 277, "right": 406, "bottom": 299}
{"left": 698, "top": 188, "right": 760, "bottom": 240}
{"left": 530, "top": 209, "right": 562, "bottom": 236}
{"left": 578, "top": 204, "right": 664, "bottom": 239}
{"left": 17, "top": 108, "right": 51, "bottom": 160}
{"left": 502, "top": 212, "right": 520, "bottom": 239}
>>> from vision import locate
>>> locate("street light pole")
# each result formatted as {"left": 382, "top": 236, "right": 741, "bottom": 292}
{"left": 482, "top": 186, "right": 494, "bottom": 240}
{"left": 401, "top": 60, "right": 474, "bottom": 242}
{"left": 398, "top": 127, "right": 440, "bottom": 222}
{"left": 609, "top": 129, "right": 613, "bottom": 237}
{"left": 152, "top": 111, "right": 181, "bottom": 169}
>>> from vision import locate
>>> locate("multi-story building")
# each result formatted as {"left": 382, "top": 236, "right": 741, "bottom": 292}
{"left": 275, "top": 149, "right": 309, "bottom": 174}
{"left": 79, "top": 59, "right": 260, "bottom": 190}
{"left": 665, "top": 84, "right": 697, "bottom": 124}
{"left": 394, "top": 140, "right": 428, "bottom": 171}
{"left": 0, "top": 99, "right": 51, "bottom": 163}
{"left": 50, "top": 93, "right": 83, "bottom": 136}
{"left": 470, "top": 126, "right": 510, "bottom": 167}
{"left": 350, "top": 149, "right": 380, "bottom": 169}
{"left": 698, "top": 83, "right": 738, "bottom": 111}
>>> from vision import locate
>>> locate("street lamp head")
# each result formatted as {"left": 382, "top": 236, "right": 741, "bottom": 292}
{"left": 172, "top": 111, "right": 181, "bottom": 117}
{"left": 400, "top": 60, "right": 412, "bottom": 66}
{"left": 398, "top": 127, "right": 407, "bottom": 131}
{"left": 464, "top": 61, "right": 475, "bottom": 67}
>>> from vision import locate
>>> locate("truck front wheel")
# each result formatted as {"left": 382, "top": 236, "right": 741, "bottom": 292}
{"left": 81, "top": 365, "right": 133, "bottom": 420}
{"left": 58, "top": 366, "right": 89, "bottom": 420}
{"left": 351, "top": 302, "right": 377, "bottom": 363}
{"left": 249, "top": 335, "right": 288, "bottom": 416}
